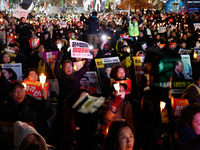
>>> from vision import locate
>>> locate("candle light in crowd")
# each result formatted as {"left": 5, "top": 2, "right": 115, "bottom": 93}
{"left": 39, "top": 73, "right": 46, "bottom": 88}
{"left": 22, "top": 83, "right": 26, "bottom": 90}
{"left": 57, "top": 43, "right": 62, "bottom": 51}
{"left": 194, "top": 50, "right": 198, "bottom": 59}
{"left": 160, "top": 101, "right": 166, "bottom": 111}
{"left": 127, "top": 47, "right": 130, "bottom": 53}
{"left": 113, "top": 82, "right": 120, "bottom": 94}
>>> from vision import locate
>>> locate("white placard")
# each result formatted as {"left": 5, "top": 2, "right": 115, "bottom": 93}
{"left": 13, "top": 7, "right": 29, "bottom": 19}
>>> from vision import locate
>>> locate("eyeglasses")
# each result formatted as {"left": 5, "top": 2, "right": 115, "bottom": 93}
{"left": 13, "top": 89, "right": 25, "bottom": 94}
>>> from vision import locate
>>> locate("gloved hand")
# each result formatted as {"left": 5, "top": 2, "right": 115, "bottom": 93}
{"left": 41, "top": 59, "right": 46, "bottom": 67}
{"left": 57, "top": 51, "right": 64, "bottom": 60}
{"left": 112, "top": 95, "right": 124, "bottom": 108}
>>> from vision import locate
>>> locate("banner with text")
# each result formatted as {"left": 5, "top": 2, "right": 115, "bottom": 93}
{"left": 23, "top": 80, "right": 49, "bottom": 100}
{"left": 42, "top": 51, "right": 58, "bottom": 63}
{"left": 70, "top": 40, "right": 93, "bottom": 59}
{"left": 13, "top": 7, "right": 29, "bottom": 19}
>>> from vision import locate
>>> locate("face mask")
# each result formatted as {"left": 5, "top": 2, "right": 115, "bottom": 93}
{"left": 24, "top": 144, "right": 39, "bottom": 150}
{"left": 71, "top": 35, "right": 75, "bottom": 38}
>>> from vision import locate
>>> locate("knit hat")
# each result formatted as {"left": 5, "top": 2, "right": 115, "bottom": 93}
{"left": 14, "top": 121, "right": 48, "bottom": 150}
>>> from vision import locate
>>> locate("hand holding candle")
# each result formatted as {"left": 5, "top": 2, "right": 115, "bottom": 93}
{"left": 57, "top": 43, "right": 62, "bottom": 51}
{"left": 39, "top": 73, "right": 46, "bottom": 88}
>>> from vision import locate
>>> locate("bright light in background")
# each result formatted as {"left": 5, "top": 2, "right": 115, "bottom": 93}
{"left": 89, "top": 45, "right": 94, "bottom": 50}
{"left": 102, "top": 35, "right": 107, "bottom": 40}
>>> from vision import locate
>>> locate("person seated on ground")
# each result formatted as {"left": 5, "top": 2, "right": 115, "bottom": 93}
{"left": 0, "top": 81, "right": 50, "bottom": 147}
{"left": 102, "top": 83, "right": 134, "bottom": 133}
{"left": 14, "top": 121, "right": 56, "bottom": 150}
{"left": 102, "top": 65, "right": 129, "bottom": 99}
{"left": 176, "top": 104, "right": 200, "bottom": 150}
{"left": 54, "top": 51, "right": 91, "bottom": 110}
{"left": 104, "top": 120, "right": 135, "bottom": 150}
{"left": 181, "top": 70, "right": 200, "bottom": 104}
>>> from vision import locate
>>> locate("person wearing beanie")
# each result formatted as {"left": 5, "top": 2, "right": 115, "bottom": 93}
{"left": 0, "top": 81, "right": 50, "bottom": 148}
{"left": 54, "top": 51, "right": 91, "bottom": 110}
{"left": 14, "top": 121, "right": 56, "bottom": 150}
{"left": 86, "top": 11, "right": 99, "bottom": 49}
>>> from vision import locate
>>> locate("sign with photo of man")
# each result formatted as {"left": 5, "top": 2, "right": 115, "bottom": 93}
{"left": 171, "top": 55, "right": 193, "bottom": 95}
{"left": 80, "top": 71, "right": 101, "bottom": 94}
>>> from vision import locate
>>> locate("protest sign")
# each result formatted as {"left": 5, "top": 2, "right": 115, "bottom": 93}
{"left": 23, "top": 80, "right": 49, "bottom": 100}
{"left": 146, "top": 28, "right": 151, "bottom": 35}
{"left": 110, "top": 79, "right": 132, "bottom": 95}
{"left": 158, "top": 43, "right": 166, "bottom": 49}
{"left": 168, "top": 42, "right": 177, "bottom": 49}
{"left": 120, "top": 34, "right": 132, "bottom": 40}
{"left": 75, "top": 18, "right": 80, "bottom": 22}
{"left": 141, "top": 43, "right": 147, "bottom": 51}
{"left": 2, "top": 47, "right": 18, "bottom": 61}
{"left": 1, "top": 63, "right": 23, "bottom": 81}
{"left": 158, "top": 27, "right": 166, "bottom": 33}
{"left": 29, "top": 38, "right": 40, "bottom": 48}
{"left": 95, "top": 57, "right": 120, "bottom": 86}
{"left": 193, "top": 23, "right": 200, "bottom": 29}
{"left": 59, "top": 21, "right": 67, "bottom": 28}
{"left": 73, "top": 60, "right": 86, "bottom": 71}
{"left": 80, "top": 71, "right": 102, "bottom": 94}
{"left": 168, "top": 18, "right": 174, "bottom": 23}
{"left": 13, "top": 7, "right": 29, "bottom": 19}
{"left": 6, "top": 35, "right": 15, "bottom": 44}
{"left": 172, "top": 55, "right": 193, "bottom": 94}
{"left": 178, "top": 48, "right": 192, "bottom": 55}
{"left": 70, "top": 40, "right": 93, "bottom": 59}
{"left": 42, "top": 51, "right": 58, "bottom": 63}
{"left": 171, "top": 98, "right": 189, "bottom": 117}
{"left": 133, "top": 56, "right": 145, "bottom": 82}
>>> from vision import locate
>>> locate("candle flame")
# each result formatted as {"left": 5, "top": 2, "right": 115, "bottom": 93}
{"left": 160, "top": 101, "right": 166, "bottom": 111}
{"left": 113, "top": 82, "right": 120, "bottom": 93}
{"left": 194, "top": 51, "right": 198, "bottom": 59}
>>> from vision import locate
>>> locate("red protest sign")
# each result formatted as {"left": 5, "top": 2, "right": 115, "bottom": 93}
{"left": 158, "top": 43, "right": 166, "bottom": 49}
{"left": 110, "top": 79, "right": 132, "bottom": 95}
{"left": 172, "top": 98, "right": 189, "bottom": 117}
{"left": 168, "top": 18, "right": 174, "bottom": 23}
{"left": 120, "top": 34, "right": 132, "bottom": 40}
{"left": 23, "top": 80, "right": 49, "bottom": 100}
{"left": 29, "top": 38, "right": 40, "bottom": 48}
{"left": 168, "top": 42, "right": 177, "bottom": 49}
{"left": 6, "top": 35, "right": 15, "bottom": 44}
{"left": 76, "top": 22, "right": 82, "bottom": 27}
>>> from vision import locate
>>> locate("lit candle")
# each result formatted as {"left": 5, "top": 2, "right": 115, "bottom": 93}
{"left": 127, "top": 47, "right": 130, "bottom": 53}
{"left": 57, "top": 43, "right": 62, "bottom": 51}
{"left": 160, "top": 101, "right": 166, "bottom": 111}
{"left": 22, "top": 83, "right": 26, "bottom": 90}
{"left": 194, "top": 50, "right": 198, "bottom": 59}
{"left": 113, "top": 82, "right": 120, "bottom": 94}
{"left": 39, "top": 73, "right": 46, "bottom": 88}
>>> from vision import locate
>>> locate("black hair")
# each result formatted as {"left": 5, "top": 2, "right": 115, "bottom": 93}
{"left": 24, "top": 68, "right": 38, "bottom": 79}
{"left": 1, "top": 52, "right": 10, "bottom": 63}
{"left": 176, "top": 61, "right": 183, "bottom": 66}
{"left": 181, "top": 104, "right": 200, "bottom": 128}
{"left": 110, "top": 65, "right": 126, "bottom": 79}
{"left": 192, "top": 70, "right": 200, "bottom": 83}
{"left": 104, "top": 120, "right": 134, "bottom": 150}
{"left": 2, "top": 68, "right": 17, "bottom": 81}
{"left": 80, "top": 76, "right": 89, "bottom": 81}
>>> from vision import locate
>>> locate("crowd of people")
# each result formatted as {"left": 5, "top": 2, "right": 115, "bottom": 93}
{"left": 0, "top": 8, "right": 200, "bottom": 150}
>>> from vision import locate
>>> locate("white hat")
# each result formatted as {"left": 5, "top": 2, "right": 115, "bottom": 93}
{"left": 13, "top": 121, "right": 48, "bottom": 150}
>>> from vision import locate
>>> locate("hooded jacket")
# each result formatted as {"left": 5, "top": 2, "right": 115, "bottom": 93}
{"left": 14, "top": 121, "right": 55, "bottom": 150}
